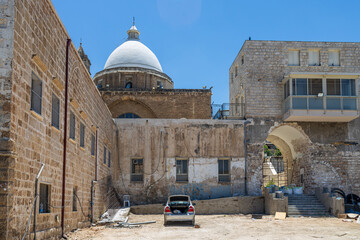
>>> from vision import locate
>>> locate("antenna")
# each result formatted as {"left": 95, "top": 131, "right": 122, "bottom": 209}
{"left": 133, "top": 17, "right": 135, "bottom": 26}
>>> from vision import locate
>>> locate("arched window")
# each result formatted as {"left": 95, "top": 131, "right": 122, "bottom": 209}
{"left": 125, "top": 82, "right": 133, "bottom": 88}
{"left": 118, "top": 113, "right": 140, "bottom": 118}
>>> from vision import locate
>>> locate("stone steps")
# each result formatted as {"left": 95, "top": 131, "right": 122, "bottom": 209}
{"left": 287, "top": 194, "right": 329, "bottom": 217}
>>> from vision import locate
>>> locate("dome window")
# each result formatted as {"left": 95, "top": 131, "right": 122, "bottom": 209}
{"left": 125, "top": 82, "right": 133, "bottom": 89}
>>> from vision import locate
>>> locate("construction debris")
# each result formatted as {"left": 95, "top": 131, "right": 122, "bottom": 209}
{"left": 274, "top": 212, "right": 286, "bottom": 220}
{"left": 111, "top": 221, "right": 156, "bottom": 228}
{"left": 338, "top": 214, "right": 347, "bottom": 219}
{"left": 347, "top": 213, "right": 359, "bottom": 219}
{"left": 98, "top": 207, "right": 130, "bottom": 224}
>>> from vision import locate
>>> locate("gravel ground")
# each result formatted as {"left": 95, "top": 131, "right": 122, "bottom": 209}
{"left": 67, "top": 214, "right": 360, "bottom": 240}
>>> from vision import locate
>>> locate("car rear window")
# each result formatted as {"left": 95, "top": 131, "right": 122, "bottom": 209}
{"left": 169, "top": 196, "right": 189, "bottom": 202}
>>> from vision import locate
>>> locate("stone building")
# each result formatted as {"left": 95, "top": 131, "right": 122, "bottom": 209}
{"left": 93, "top": 24, "right": 212, "bottom": 119}
{"left": 0, "top": 0, "right": 117, "bottom": 239}
{"left": 229, "top": 40, "right": 360, "bottom": 195}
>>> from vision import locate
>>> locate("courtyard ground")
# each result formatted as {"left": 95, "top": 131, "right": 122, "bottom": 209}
{"left": 67, "top": 214, "right": 360, "bottom": 240}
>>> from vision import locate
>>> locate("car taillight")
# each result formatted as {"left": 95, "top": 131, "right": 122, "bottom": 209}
{"left": 188, "top": 205, "right": 194, "bottom": 212}
{"left": 165, "top": 206, "right": 171, "bottom": 213}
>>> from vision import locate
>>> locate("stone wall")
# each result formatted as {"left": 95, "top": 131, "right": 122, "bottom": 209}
{"left": 0, "top": 0, "right": 117, "bottom": 239}
{"left": 113, "top": 119, "right": 245, "bottom": 204}
{"left": 102, "top": 89, "right": 212, "bottom": 119}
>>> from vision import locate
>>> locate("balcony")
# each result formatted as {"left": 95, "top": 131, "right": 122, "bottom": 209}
{"left": 283, "top": 95, "right": 359, "bottom": 122}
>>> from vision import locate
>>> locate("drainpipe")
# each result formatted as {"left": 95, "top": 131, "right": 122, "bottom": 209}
{"left": 244, "top": 120, "right": 251, "bottom": 195}
{"left": 33, "top": 163, "right": 45, "bottom": 240}
{"left": 90, "top": 180, "right": 96, "bottom": 225}
{"left": 61, "top": 38, "right": 71, "bottom": 238}
{"left": 95, "top": 127, "right": 98, "bottom": 181}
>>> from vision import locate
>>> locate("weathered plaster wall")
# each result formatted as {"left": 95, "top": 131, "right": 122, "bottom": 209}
{"left": 114, "top": 119, "right": 245, "bottom": 204}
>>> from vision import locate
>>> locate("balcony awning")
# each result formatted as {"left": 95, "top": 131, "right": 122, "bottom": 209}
{"left": 280, "top": 72, "right": 360, "bottom": 84}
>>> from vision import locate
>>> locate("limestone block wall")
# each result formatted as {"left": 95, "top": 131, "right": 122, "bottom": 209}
{"left": 113, "top": 119, "right": 245, "bottom": 204}
{"left": 102, "top": 89, "right": 212, "bottom": 119}
{"left": 1, "top": 0, "right": 117, "bottom": 239}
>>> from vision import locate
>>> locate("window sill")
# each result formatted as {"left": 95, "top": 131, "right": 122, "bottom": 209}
{"left": 30, "top": 110, "right": 42, "bottom": 121}
{"left": 51, "top": 126, "right": 60, "bottom": 134}
{"left": 69, "top": 138, "right": 76, "bottom": 145}
{"left": 80, "top": 146, "right": 85, "bottom": 151}
{"left": 91, "top": 155, "right": 95, "bottom": 158}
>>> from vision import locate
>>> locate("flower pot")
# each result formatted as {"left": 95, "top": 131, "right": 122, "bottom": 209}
{"left": 283, "top": 188, "right": 293, "bottom": 195}
{"left": 293, "top": 187, "right": 303, "bottom": 195}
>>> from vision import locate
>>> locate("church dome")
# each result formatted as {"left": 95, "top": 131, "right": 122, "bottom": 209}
{"left": 104, "top": 25, "right": 163, "bottom": 72}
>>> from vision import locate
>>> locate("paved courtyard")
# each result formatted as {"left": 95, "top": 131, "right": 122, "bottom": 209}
{"left": 68, "top": 214, "right": 360, "bottom": 240}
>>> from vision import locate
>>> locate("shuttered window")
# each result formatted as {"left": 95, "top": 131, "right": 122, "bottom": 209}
{"left": 218, "top": 159, "right": 230, "bottom": 182}
{"left": 51, "top": 94, "right": 60, "bottom": 129}
{"left": 103, "top": 146, "right": 107, "bottom": 164}
{"left": 176, "top": 159, "right": 188, "bottom": 182}
{"left": 308, "top": 50, "right": 320, "bottom": 66}
{"left": 288, "top": 50, "right": 300, "bottom": 66}
{"left": 328, "top": 51, "right": 340, "bottom": 66}
{"left": 31, "top": 73, "right": 42, "bottom": 115}
{"left": 108, "top": 151, "right": 111, "bottom": 167}
{"left": 69, "top": 111, "right": 75, "bottom": 140}
{"left": 80, "top": 123, "right": 85, "bottom": 148}
{"left": 131, "top": 159, "right": 143, "bottom": 182}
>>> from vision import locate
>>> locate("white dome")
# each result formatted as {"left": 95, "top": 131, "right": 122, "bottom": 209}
{"left": 104, "top": 25, "right": 163, "bottom": 72}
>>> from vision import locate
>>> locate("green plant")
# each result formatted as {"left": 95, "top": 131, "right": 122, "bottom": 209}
{"left": 265, "top": 179, "right": 275, "bottom": 187}
{"left": 275, "top": 148, "right": 282, "bottom": 156}
{"left": 264, "top": 145, "right": 272, "bottom": 156}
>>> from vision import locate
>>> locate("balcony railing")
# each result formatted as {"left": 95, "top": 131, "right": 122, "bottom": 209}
{"left": 283, "top": 95, "right": 359, "bottom": 122}
{"left": 212, "top": 103, "right": 245, "bottom": 119}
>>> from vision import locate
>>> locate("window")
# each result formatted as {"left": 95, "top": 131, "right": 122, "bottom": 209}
{"left": 328, "top": 50, "right": 340, "bottom": 66}
{"left": 131, "top": 159, "right": 143, "bottom": 182}
{"left": 235, "top": 66, "right": 238, "bottom": 77}
{"left": 72, "top": 187, "right": 77, "bottom": 212}
{"left": 218, "top": 159, "right": 230, "bottom": 182}
{"left": 118, "top": 113, "right": 140, "bottom": 118}
{"left": 327, "top": 79, "right": 355, "bottom": 96}
{"left": 108, "top": 151, "right": 111, "bottom": 167}
{"left": 31, "top": 73, "right": 42, "bottom": 115}
{"left": 39, "top": 183, "right": 50, "bottom": 213}
{"left": 103, "top": 146, "right": 107, "bottom": 164}
{"left": 308, "top": 50, "right": 320, "bottom": 66}
{"left": 241, "top": 55, "right": 244, "bottom": 65}
{"left": 80, "top": 123, "right": 85, "bottom": 148}
{"left": 125, "top": 82, "right": 132, "bottom": 88}
{"left": 292, "top": 78, "right": 307, "bottom": 95}
{"left": 69, "top": 111, "right": 75, "bottom": 140}
{"left": 176, "top": 159, "right": 188, "bottom": 182}
{"left": 51, "top": 94, "right": 60, "bottom": 129}
{"left": 288, "top": 50, "right": 300, "bottom": 66}
{"left": 308, "top": 79, "right": 323, "bottom": 95}
{"left": 284, "top": 80, "right": 290, "bottom": 99}
{"left": 156, "top": 80, "right": 163, "bottom": 89}
{"left": 91, "top": 134, "right": 95, "bottom": 156}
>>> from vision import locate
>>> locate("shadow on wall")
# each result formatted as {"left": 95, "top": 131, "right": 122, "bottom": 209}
{"left": 169, "top": 183, "right": 232, "bottom": 200}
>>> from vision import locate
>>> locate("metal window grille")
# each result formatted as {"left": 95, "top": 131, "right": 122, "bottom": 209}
{"left": 131, "top": 159, "right": 143, "bottom": 182}
{"left": 39, "top": 183, "right": 50, "bottom": 213}
{"left": 80, "top": 123, "right": 85, "bottom": 147}
{"left": 176, "top": 159, "right": 188, "bottom": 182}
{"left": 108, "top": 151, "right": 111, "bottom": 167}
{"left": 103, "top": 146, "right": 107, "bottom": 164}
{"left": 91, "top": 134, "right": 95, "bottom": 156}
{"left": 69, "top": 111, "right": 75, "bottom": 140}
{"left": 218, "top": 159, "right": 230, "bottom": 182}
{"left": 51, "top": 94, "right": 60, "bottom": 129}
{"left": 31, "top": 73, "right": 42, "bottom": 115}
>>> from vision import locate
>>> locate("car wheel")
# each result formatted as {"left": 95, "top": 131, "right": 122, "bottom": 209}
{"left": 164, "top": 217, "right": 168, "bottom": 226}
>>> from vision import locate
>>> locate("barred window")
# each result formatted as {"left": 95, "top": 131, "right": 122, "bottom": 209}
{"left": 31, "top": 73, "right": 42, "bottom": 115}
{"left": 72, "top": 187, "right": 77, "bottom": 212}
{"left": 108, "top": 151, "right": 111, "bottom": 168}
{"left": 69, "top": 111, "right": 75, "bottom": 140}
{"left": 91, "top": 134, "right": 95, "bottom": 156}
{"left": 176, "top": 159, "right": 188, "bottom": 182}
{"left": 218, "top": 159, "right": 230, "bottom": 182}
{"left": 51, "top": 94, "right": 60, "bottom": 129}
{"left": 80, "top": 123, "right": 85, "bottom": 148}
{"left": 131, "top": 159, "right": 143, "bottom": 182}
{"left": 103, "top": 146, "right": 107, "bottom": 164}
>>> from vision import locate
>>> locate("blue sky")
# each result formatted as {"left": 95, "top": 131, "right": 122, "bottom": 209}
{"left": 52, "top": 0, "right": 360, "bottom": 104}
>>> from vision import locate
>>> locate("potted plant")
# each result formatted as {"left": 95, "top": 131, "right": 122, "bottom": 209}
{"left": 283, "top": 186, "right": 293, "bottom": 195}
{"left": 293, "top": 186, "right": 303, "bottom": 195}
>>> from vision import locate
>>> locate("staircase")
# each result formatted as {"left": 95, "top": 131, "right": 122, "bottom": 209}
{"left": 287, "top": 194, "right": 329, "bottom": 217}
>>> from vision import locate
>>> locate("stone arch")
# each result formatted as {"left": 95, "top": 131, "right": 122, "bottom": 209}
{"left": 266, "top": 123, "right": 311, "bottom": 187}
{"left": 108, "top": 98, "right": 157, "bottom": 119}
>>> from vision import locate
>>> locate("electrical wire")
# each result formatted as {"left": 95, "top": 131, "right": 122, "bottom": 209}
{"left": 74, "top": 192, "right": 89, "bottom": 218}
{"left": 22, "top": 195, "right": 38, "bottom": 240}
